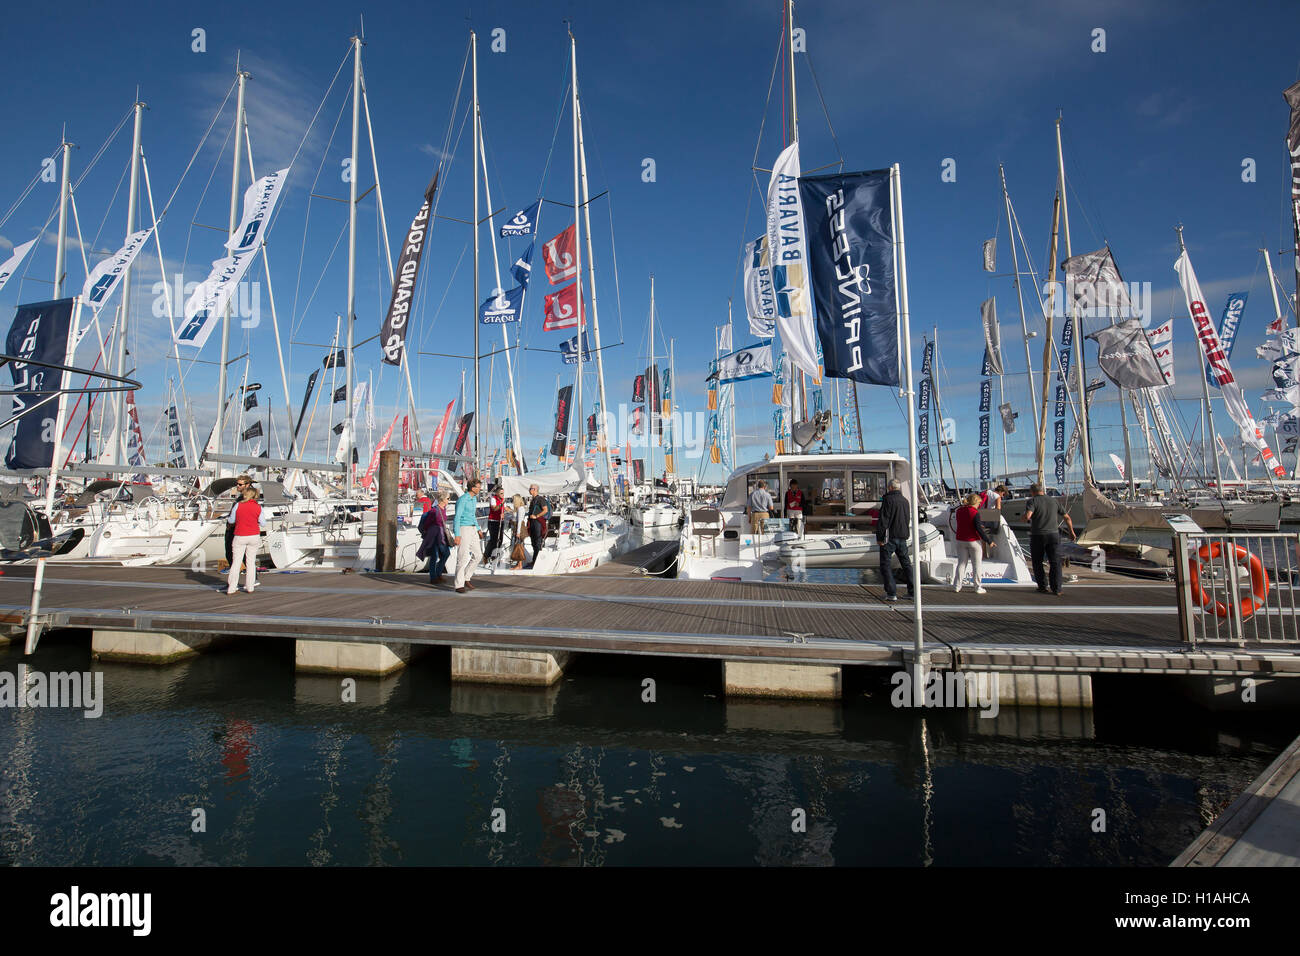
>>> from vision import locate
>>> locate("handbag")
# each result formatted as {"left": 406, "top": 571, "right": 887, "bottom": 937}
{"left": 510, "top": 538, "right": 526, "bottom": 563}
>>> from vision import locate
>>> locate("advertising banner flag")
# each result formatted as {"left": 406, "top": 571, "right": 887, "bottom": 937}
{"left": 709, "top": 343, "right": 774, "bottom": 384}
{"left": 979, "top": 379, "right": 991, "bottom": 412}
{"left": 1062, "top": 246, "right": 1132, "bottom": 317}
{"left": 550, "top": 385, "right": 573, "bottom": 458}
{"left": 380, "top": 172, "right": 439, "bottom": 366}
{"left": 633, "top": 374, "right": 645, "bottom": 404}
{"left": 979, "top": 414, "right": 990, "bottom": 448}
{"left": 1146, "top": 319, "right": 1175, "bottom": 385}
{"left": 981, "top": 298, "right": 1003, "bottom": 374}
{"left": 799, "top": 168, "right": 898, "bottom": 385}
{"left": 999, "top": 403, "right": 1017, "bottom": 435}
{"left": 1086, "top": 319, "right": 1167, "bottom": 389}
{"left": 361, "top": 414, "right": 399, "bottom": 490}
{"left": 743, "top": 234, "right": 776, "bottom": 338}
{"left": 501, "top": 199, "right": 540, "bottom": 238}
{"left": 479, "top": 284, "right": 524, "bottom": 324}
{"left": 982, "top": 238, "right": 996, "bottom": 273}
{"left": 4, "top": 297, "right": 74, "bottom": 469}
{"left": 82, "top": 227, "right": 154, "bottom": 315}
{"left": 428, "top": 399, "right": 455, "bottom": 472}
{"left": 1284, "top": 80, "right": 1300, "bottom": 299}
{"left": 766, "top": 142, "right": 820, "bottom": 378}
{"left": 1209, "top": 292, "right": 1248, "bottom": 387}
{"left": 0, "top": 239, "right": 36, "bottom": 296}
{"left": 542, "top": 224, "right": 578, "bottom": 284}
{"left": 452, "top": 412, "right": 474, "bottom": 458}
{"left": 979, "top": 448, "right": 990, "bottom": 482}
{"left": 542, "top": 282, "right": 583, "bottom": 330}
{"left": 919, "top": 377, "right": 931, "bottom": 412}
{"left": 511, "top": 242, "right": 534, "bottom": 287}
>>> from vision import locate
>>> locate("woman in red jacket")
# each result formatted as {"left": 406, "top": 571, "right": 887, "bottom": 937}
{"left": 226, "top": 476, "right": 266, "bottom": 595}
{"left": 953, "top": 493, "right": 995, "bottom": 594}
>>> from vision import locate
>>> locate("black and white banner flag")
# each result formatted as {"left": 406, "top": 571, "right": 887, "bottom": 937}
{"left": 979, "top": 414, "right": 990, "bottom": 449}
{"left": 380, "top": 172, "right": 439, "bottom": 366}
{"left": 981, "top": 298, "right": 1003, "bottom": 374}
{"left": 4, "top": 298, "right": 75, "bottom": 469}
{"left": 979, "top": 379, "right": 991, "bottom": 412}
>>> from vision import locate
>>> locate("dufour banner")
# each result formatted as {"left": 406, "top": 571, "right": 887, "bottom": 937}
{"left": 166, "top": 405, "right": 185, "bottom": 467}
{"left": 82, "top": 227, "right": 154, "bottom": 316}
{"left": 381, "top": 172, "right": 439, "bottom": 366}
{"left": 550, "top": 385, "right": 573, "bottom": 458}
{"left": 177, "top": 167, "right": 289, "bottom": 351}
{"left": 5, "top": 298, "right": 75, "bottom": 468}
{"left": 743, "top": 234, "right": 776, "bottom": 338}
{"left": 799, "top": 169, "right": 899, "bottom": 386}
{"left": 709, "top": 343, "right": 774, "bottom": 384}
{"left": 766, "top": 142, "right": 820, "bottom": 379}
{"left": 501, "top": 200, "right": 540, "bottom": 238}
{"left": 1208, "top": 292, "right": 1247, "bottom": 388}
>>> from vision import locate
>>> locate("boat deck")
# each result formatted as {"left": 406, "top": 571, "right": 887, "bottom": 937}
{"left": 2, "top": 563, "right": 1297, "bottom": 675}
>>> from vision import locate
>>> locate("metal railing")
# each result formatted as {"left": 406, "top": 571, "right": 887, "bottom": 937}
{"left": 1174, "top": 531, "right": 1300, "bottom": 646}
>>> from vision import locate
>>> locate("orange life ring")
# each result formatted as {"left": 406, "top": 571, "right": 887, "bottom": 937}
{"left": 1188, "top": 542, "right": 1270, "bottom": 620}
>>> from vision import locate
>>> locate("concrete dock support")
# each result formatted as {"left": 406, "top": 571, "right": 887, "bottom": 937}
{"left": 723, "top": 661, "right": 842, "bottom": 700}
{"left": 91, "top": 629, "right": 227, "bottom": 664}
{"left": 295, "top": 640, "right": 414, "bottom": 677}
{"left": 997, "top": 673, "right": 1093, "bottom": 708}
{"left": 451, "top": 647, "right": 572, "bottom": 687}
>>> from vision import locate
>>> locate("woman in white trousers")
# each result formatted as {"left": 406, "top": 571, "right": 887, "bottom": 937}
{"left": 227, "top": 477, "right": 266, "bottom": 595}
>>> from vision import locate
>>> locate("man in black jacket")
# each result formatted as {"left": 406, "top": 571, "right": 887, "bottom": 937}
{"left": 875, "top": 478, "right": 915, "bottom": 602}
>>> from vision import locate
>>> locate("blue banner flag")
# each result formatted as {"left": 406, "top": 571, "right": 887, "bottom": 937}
{"left": 979, "top": 448, "right": 990, "bottom": 482}
{"left": 560, "top": 331, "right": 593, "bottom": 365}
{"left": 1055, "top": 454, "right": 1066, "bottom": 485}
{"left": 979, "top": 414, "right": 990, "bottom": 448}
{"left": 921, "top": 341, "right": 933, "bottom": 378}
{"left": 1054, "top": 384, "right": 1067, "bottom": 418}
{"left": 1208, "top": 292, "right": 1247, "bottom": 388}
{"left": 979, "top": 379, "right": 991, "bottom": 412}
{"left": 981, "top": 347, "right": 992, "bottom": 378}
{"left": 501, "top": 200, "right": 540, "bottom": 238}
{"left": 918, "top": 377, "right": 931, "bottom": 412}
{"left": 1054, "top": 418, "right": 1065, "bottom": 452}
{"left": 479, "top": 285, "right": 524, "bottom": 324}
{"left": 1058, "top": 316, "right": 1074, "bottom": 383}
{"left": 918, "top": 413, "right": 929, "bottom": 446}
{"left": 4, "top": 298, "right": 74, "bottom": 469}
{"left": 799, "top": 169, "right": 899, "bottom": 386}
{"left": 511, "top": 242, "right": 534, "bottom": 288}
{"left": 918, "top": 446, "right": 930, "bottom": 479}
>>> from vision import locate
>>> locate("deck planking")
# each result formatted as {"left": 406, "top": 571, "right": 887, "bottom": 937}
{"left": 0, "top": 563, "right": 1296, "bottom": 674}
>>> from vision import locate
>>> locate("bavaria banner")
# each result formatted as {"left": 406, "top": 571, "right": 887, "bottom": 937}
{"left": 743, "top": 234, "right": 776, "bottom": 338}
{"left": 177, "top": 167, "right": 290, "bottom": 350}
{"left": 1176, "top": 248, "right": 1285, "bottom": 477}
{"left": 381, "top": 172, "right": 439, "bottom": 366}
{"left": 799, "top": 169, "right": 898, "bottom": 386}
{"left": 766, "top": 142, "right": 820, "bottom": 378}
{"left": 0, "top": 239, "right": 37, "bottom": 296}
{"left": 550, "top": 385, "right": 573, "bottom": 458}
{"left": 1208, "top": 292, "right": 1248, "bottom": 388}
{"left": 4, "top": 297, "right": 75, "bottom": 468}
{"left": 709, "top": 342, "right": 774, "bottom": 384}
{"left": 82, "top": 227, "right": 154, "bottom": 316}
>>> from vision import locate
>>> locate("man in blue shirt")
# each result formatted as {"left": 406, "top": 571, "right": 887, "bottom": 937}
{"left": 452, "top": 477, "right": 484, "bottom": 593}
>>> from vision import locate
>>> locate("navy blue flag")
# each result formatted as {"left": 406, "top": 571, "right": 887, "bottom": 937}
{"left": 918, "top": 413, "right": 929, "bottom": 445}
{"left": 1054, "top": 384, "right": 1067, "bottom": 418}
{"left": 981, "top": 348, "right": 992, "bottom": 378}
{"left": 333, "top": 385, "right": 346, "bottom": 403}
{"left": 1208, "top": 292, "right": 1247, "bottom": 388}
{"left": 479, "top": 285, "right": 524, "bottom": 324}
{"left": 1055, "top": 454, "right": 1066, "bottom": 485}
{"left": 979, "top": 379, "right": 991, "bottom": 412}
{"left": 979, "top": 414, "right": 990, "bottom": 449}
{"left": 921, "top": 341, "right": 933, "bottom": 378}
{"left": 1054, "top": 419, "right": 1065, "bottom": 452}
{"left": 979, "top": 449, "right": 990, "bottom": 482}
{"left": 501, "top": 200, "right": 540, "bottom": 238}
{"left": 799, "top": 169, "right": 899, "bottom": 386}
{"left": 1057, "top": 317, "right": 1073, "bottom": 383}
{"left": 4, "top": 298, "right": 74, "bottom": 469}
{"left": 918, "top": 446, "right": 930, "bottom": 479}
{"left": 511, "top": 242, "right": 534, "bottom": 287}
{"left": 560, "top": 332, "right": 593, "bottom": 365}
{"left": 918, "top": 377, "right": 931, "bottom": 411}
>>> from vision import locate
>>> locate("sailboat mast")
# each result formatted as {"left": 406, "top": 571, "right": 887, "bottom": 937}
{"left": 215, "top": 66, "right": 247, "bottom": 464}
{"left": 669, "top": 337, "right": 676, "bottom": 481}
{"left": 471, "top": 30, "right": 481, "bottom": 477}
{"left": 53, "top": 138, "right": 72, "bottom": 297}
{"left": 575, "top": 91, "right": 616, "bottom": 491}
{"left": 569, "top": 29, "right": 583, "bottom": 495}
{"left": 648, "top": 273, "right": 656, "bottom": 487}
{"left": 999, "top": 164, "right": 1040, "bottom": 442}
{"left": 785, "top": 0, "right": 805, "bottom": 440}
{"left": 110, "top": 100, "right": 144, "bottom": 463}
{"left": 1055, "top": 115, "right": 1093, "bottom": 486}
{"left": 1036, "top": 187, "right": 1061, "bottom": 489}
{"left": 1181, "top": 226, "right": 1225, "bottom": 492}
{"left": 344, "top": 36, "right": 362, "bottom": 490}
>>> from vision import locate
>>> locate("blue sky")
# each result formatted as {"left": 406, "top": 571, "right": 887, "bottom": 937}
{"left": 3, "top": 0, "right": 1299, "bottom": 484}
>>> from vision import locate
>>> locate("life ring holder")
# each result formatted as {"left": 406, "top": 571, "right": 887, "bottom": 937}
{"left": 1188, "top": 542, "right": 1269, "bottom": 620}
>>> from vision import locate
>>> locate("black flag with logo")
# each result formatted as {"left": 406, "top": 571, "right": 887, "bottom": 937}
{"left": 289, "top": 370, "right": 318, "bottom": 459}
{"left": 323, "top": 349, "right": 346, "bottom": 369}
{"left": 242, "top": 421, "right": 263, "bottom": 442}
{"left": 4, "top": 298, "right": 75, "bottom": 469}
{"left": 550, "top": 385, "right": 573, "bottom": 458}
{"left": 333, "top": 385, "right": 347, "bottom": 403}
{"left": 381, "top": 171, "right": 440, "bottom": 367}
{"left": 453, "top": 412, "right": 474, "bottom": 457}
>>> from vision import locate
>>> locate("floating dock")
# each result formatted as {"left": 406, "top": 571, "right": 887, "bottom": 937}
{"left": 2, "top": 561, "right": 1298, "bottom": 703}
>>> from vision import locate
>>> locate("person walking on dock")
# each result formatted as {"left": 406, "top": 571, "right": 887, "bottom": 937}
{"left": 418, "top": 491, "right": 451, "bottom": 584}
{"left": 876, "top": 478, "right": 915, "bottom": 603}
{"left": 485, "top": 484, "right": 505, "bottom": 565}
{"left": 453, "top": 478, "right": 485, "bottom": 593}
{"left": 525, "top": 484, "right": 548, "bottom": 570}
{"left": 1024, "top": 482, "right": 1076, "bottom": 595}
{"left": 954, "top": 493, "right": 995, "bottom": 594}
{"left": 749, "top": 479, "right": 774, "bottom": 549}
{"left": 226, "top": 476, "right": 266, "bottom": 595}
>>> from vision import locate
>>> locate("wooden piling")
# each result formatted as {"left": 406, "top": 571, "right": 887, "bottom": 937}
{"left": 375, "top": 449, "right": 400, "bottom": 572}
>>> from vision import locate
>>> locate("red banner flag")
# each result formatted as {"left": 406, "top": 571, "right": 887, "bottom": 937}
{"left": 428, "top": 399, "right": 455, "bottom": 473}
{"left": 543, "top": 281, "right": 584, "bottom": 331}
{"left": 361, "top": 413, "right": 400, "bottom": 490}
{"left": 542, "top": 224, "right": 578, "bottom": 284}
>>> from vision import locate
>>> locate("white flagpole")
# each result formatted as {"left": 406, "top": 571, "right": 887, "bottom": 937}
{"left": 892, "top": 163, "right": 925, "bottom": 695}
